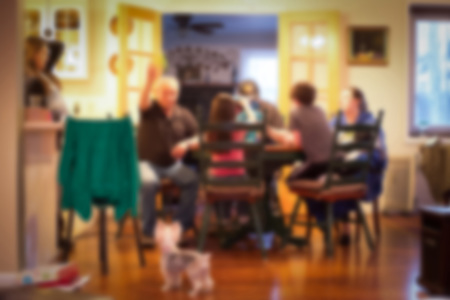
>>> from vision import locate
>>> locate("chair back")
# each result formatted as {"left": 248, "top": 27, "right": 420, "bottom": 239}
{"left": 197, "top": 107, "right": 266, "bottom": 189}
{"left": 323, "top": 110, "right": 384, "bottom": 190}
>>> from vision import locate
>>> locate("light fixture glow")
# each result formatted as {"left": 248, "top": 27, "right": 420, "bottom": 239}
{"left": 311, "top": 35, "right": 326, "bottom": 49}
{"left": 299, "top": 36, "right": 309, "bottom": 46}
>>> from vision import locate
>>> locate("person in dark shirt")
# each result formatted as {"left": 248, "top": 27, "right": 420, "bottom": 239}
{"left": 137, "top": 65, "right": 199, "bottom": 244}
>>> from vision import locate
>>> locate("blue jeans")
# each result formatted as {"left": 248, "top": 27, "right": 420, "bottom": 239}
{"left": 139, "top": 161, "right": 199, "bottom": 237}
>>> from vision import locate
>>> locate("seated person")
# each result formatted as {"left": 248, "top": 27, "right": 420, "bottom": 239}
{"left": 267, "top": 82, "right": 333, "bottom": 181}
{"left": 266, "top": 82, "right": 334, "bottom": 245}
{"left": 237, "top": 81, "right": 287, "bottom": 242}
{"left": 236, "top": 79, "right": 284, "bottom": 129}
{"left": 333, "top": 87, "right": 387, "bottom": 198}
{"left": 207, "top": 93, "right": 248, "bottom": 226}
{"left": 208, "top": 93, "right": 246, "bottom": 178}
{"left": 326, "top": 87, "right": 388, "bottom": 244}
{"left": 137, "top": 64, "right": 199, "bottom": 246}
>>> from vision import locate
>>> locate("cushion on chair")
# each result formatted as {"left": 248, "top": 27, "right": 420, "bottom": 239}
{"left": 288, "top": 174, "right": 338, "bottom": 190}
{"left": 288, "top": 175, "right": 367, "bottom": 202}
{"left": 160, "top": 178, "right": 176, "bottom": 188}
{"left": 204, "top": 184, "right": 265, "bottom": 202}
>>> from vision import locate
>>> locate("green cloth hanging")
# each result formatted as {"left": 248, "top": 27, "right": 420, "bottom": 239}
{"left": 58, "top": 117, "right": 140, "bottom": 221}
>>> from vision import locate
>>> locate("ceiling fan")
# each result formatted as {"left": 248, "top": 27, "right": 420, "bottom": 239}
{"left": 173, "top": 14, "right": 224, "bottom": 36}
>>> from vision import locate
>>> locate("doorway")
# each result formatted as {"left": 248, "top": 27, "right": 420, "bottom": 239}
{"left": 162, "top": 14, "right": 278, "bottom": 118}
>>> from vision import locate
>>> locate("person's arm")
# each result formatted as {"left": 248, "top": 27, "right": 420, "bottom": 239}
{"left": 267, "top": 127, "right": 301, "bottom": 148}
{"left": 267, "top": 108, "right": 303, "bottom": 147}
{"left": 171, "top": 109, "right": 200, "bottom": 159}
{"left": 171, "top": 135, "right": 200, "bottom": 159}
{"left": 238, "top": 97, "right": 258, "bottom": 123}
{"left": 139, "top": 64, "right": 160, "bottom": 111}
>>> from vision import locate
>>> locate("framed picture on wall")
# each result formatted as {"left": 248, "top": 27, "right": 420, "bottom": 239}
{"left": 348, "top": 26, "right": 388, "bottom": 66}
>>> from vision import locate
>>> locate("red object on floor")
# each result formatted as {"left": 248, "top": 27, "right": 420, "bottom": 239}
{"left": 37, "top": 264, "right": 80, "bottom": 288}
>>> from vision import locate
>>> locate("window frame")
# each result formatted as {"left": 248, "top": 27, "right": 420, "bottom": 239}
{"left": 409, "top": 4, "right": 450, "bottom": 137}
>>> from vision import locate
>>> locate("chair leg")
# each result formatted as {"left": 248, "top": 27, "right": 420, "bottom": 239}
{"left": 283, "top": 197, "right": 302, "bottom": 247}
{"left": 198, "top": 203, "right": 212, "bottom": 252}
{"left": 132, "top": 217, "right": 146, "bottom": 267}
{"left": 373, "top": 198, "right": 381, "bottom": 239}
{"left": 99, "top": 208, "right": 109, "bottom": 275}
{"left": 355, "top": 221, "right": 361, "bottom": 242}
{"left": 324, "top": 203, "right": 334, "bottom": 257}
{"left": 116, "top": 213, "right": 128, "bottom": 239}
{"left": 306, "top": 210, "right": 313, "bottom": 243}
{"left": 62, "top": 209, "right": 74, "bottom": 262}
{"left": 192, "top": 223, "right": 199, "bottom": 239}
{"left": 250, "top": 201, "right": 267, "bottom": 259}
{"left": 334, "top": 222, "right": 340, "bottom": 236}
{"left": 356, "top": 202, "right": 375, "bottom": 251}
{"left": 216, "top": 203, "right": 226, "bottom": 247}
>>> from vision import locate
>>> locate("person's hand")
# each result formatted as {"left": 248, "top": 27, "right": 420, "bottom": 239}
{"left": 171, "top": 142, "right": 188, "bottom": 160}
{"left": 146, "top": 64, "right": 160, "bottom": 85}
{"left": 140, "top": 64, "right": 160, "bottom": 111}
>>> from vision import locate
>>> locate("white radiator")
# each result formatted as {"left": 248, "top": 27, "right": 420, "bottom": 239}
{"left": 380, "top": 155, "right": 415, "bottom": 213}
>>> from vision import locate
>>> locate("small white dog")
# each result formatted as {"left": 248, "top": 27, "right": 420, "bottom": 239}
{"left": 154, "top": 220, "right": 214, "bottom": 297}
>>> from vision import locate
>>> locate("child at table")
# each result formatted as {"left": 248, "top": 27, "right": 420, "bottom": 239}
{"left": 208, "top": 93, "right": 249, "bottom": 225}
{"left": 208, "top": 93, "right": 246, "bottom": 177}
{"left": 267, "top": 81, "right": 333, "bottom": 180}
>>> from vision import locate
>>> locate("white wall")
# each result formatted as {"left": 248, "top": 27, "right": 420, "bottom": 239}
{"left": 0, "top": 0, "right": 23, "bottom": 272}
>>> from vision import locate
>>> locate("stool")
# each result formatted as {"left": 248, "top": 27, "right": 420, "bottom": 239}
{"left": 62, "top": 206, "right": 146, "bottom": 275}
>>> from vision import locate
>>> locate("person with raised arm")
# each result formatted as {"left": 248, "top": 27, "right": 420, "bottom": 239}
{"left": 137, "top": 64, "right": 199, "bottom": 247}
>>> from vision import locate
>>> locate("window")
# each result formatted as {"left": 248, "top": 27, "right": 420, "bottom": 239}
{"left": 239, "top": 49, "right": 278, "bottom": 105}
{"left": 410, "top": 5, "right": 450, "bottom": 136}
{"left": 24, "top": 0, "right": 88, "bottom": 79}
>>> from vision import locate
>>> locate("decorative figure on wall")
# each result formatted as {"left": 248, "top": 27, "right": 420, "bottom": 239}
{"left": 108, "top": 54, "right": 134, "bottom": 75}
{"left": 167, "top": 45, "right": 238, "bottom": 84}
{"left": 109, "top": 16, "right": 134, "bottom": 36}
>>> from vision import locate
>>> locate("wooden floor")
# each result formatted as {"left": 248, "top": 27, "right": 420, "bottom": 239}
{"left": 69, "top": 213, "right": 425, "bottom": 300}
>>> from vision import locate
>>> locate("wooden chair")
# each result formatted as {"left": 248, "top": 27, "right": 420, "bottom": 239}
{"left": 285, "top": 110, "right": 384, "bottom": 256}
{"left": 356, "top": 196, "right": 381, "bottom": 241}
{"left": 196, "top": 118, "right": 268, "bottom": 258}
